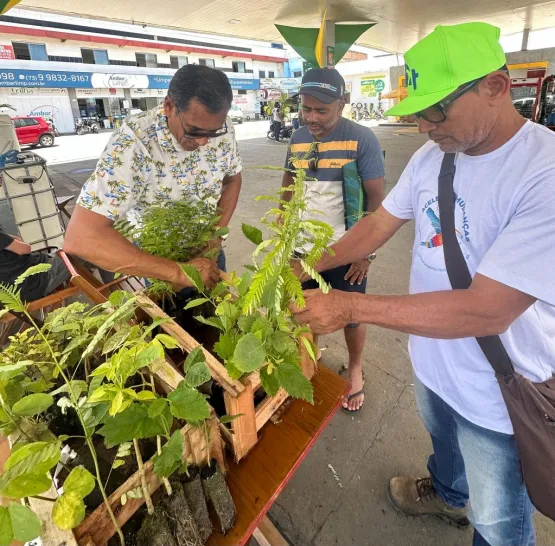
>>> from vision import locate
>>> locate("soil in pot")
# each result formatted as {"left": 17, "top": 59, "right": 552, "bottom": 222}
{"left": 181, "top": 465, "right": 212, "bottom": 541}
{"left": 201, "top": 459, "right": 236, "bottom": 535}
{"left": 161, "top": 480, "right": 203, "bottom": 546}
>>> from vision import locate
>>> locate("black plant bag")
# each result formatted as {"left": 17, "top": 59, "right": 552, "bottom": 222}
{"left": 438, "top": 153, "right": 555, "bottom": 521}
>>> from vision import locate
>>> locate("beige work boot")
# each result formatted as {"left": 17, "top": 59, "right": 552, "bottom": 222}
{"left": 387, "top": 476, "right": 471, "bottom": 529}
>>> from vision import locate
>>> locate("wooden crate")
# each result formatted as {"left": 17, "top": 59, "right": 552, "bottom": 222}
{"left": 136, "top": 293, "right": 317, "bottom": 462}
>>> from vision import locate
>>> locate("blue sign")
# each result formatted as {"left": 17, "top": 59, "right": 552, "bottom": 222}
{"left": 0, "top": 68, "right": 93, "bottom": 88}
{"left": 147, "top": 75, "right": 173, "bottom": 89}
{"left": 0, "top": 68, "right": 260, "bottom": 91}
{"left": 229, "top": 78, "right": 259, "bottom": 90}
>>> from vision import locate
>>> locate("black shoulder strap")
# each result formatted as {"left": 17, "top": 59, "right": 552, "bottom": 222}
{"left": 437, "top": 153, "right": 514, "bottom": 376}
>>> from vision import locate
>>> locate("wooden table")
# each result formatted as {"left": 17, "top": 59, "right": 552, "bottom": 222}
{"left": 207, "top": 364, "right": 349, "bottom": 546}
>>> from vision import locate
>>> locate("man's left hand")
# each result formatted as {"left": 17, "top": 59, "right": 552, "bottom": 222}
{"left": 291, "top": 289, "right": 358, "bottom": 335}
{"left": 344, "top": 258, "right": 370, "bottom": 285}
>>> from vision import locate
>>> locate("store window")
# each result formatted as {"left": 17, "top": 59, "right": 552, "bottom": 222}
{"left": 237, "top": 90, "right": 247, "bottom": 95}
{"left": 259, "top": 70, "right": 266, "bottom": 78}
{"left": 12, "top": 42, "right": 48, "bottom": 61}
{"left": 268, "top": 71, "right": 275, "bottom": 78}
{"left": 293, "top": 71, "right": 302, "bottom": 78}
{"left": 81, "top": 48, "right": 109, "bottom": 65}
{"left": 232, "top": 61, "right": 246, "bottom": 73}
{"left": 199, "top": 59, "right": 215, "bottom": 68}
{"left": 136, "top": 53, "right": 158, "bottom": 68}
{"left": 170, "top": 56, "right": 188, "bottom": 69}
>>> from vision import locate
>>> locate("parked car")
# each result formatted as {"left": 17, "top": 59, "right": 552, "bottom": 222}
{"left": 11, "top": 116, "right": 55, "bottom": 147}
{"left": 229, "top": 104, "right": 244, "bottom": 124}
{"left": 512, "top": 97, "right": 535, "bottom": 119}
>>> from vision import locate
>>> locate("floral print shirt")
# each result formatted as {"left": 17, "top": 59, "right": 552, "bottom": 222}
{"left": 77, "top": 106, "right": 242, "bottom": 223}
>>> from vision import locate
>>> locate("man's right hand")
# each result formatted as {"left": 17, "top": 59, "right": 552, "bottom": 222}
{"left": 176, "top": 257, "right": 220, "bottom": 290}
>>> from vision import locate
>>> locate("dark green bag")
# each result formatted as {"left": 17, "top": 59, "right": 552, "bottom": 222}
{"left": 342, "top": 160, "right": 365, "bottom": 230}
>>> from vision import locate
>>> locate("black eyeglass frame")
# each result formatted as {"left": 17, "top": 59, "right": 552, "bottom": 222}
{"left": 175, "top": 106, "right": 228, "bottom": 140}
{"left": 415, "top": 77, "right": 485, "bottom": 123}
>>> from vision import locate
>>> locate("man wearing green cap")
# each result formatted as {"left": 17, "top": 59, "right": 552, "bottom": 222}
{"left": 291, "top": 22, "right": 555, "bottom": 546}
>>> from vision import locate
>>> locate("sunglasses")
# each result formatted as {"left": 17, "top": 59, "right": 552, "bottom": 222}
{"left": 175, "top": 107, "right": 228, "bottom": 140}
{"left": 415, "top": 77, "right": 484, "bottom": 123}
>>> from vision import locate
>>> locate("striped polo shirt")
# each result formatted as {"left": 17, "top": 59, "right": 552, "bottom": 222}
{"left": 285, "top": 117, "right": 384, "bottom": 247}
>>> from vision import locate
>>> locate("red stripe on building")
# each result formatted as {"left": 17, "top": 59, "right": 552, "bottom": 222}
{"left": 0, "top": 24, "right": 286, "bottom": 63}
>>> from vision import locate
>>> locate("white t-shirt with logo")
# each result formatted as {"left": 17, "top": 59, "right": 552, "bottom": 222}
{"left": 382, "top": 121, "right": 555, "bottom": 434}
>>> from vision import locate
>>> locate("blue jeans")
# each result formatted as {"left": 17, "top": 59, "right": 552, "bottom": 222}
{"left": 413, "top": 376, "right": 535, "bottom": 546}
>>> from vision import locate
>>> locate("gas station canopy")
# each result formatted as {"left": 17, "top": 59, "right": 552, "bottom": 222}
{"left": 18, "top": 0, "right": 555, "bottom": 54}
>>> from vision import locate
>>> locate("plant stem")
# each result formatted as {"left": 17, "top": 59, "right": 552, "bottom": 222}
{"left": 25, "top": 312, "right": 126, "bottom": 546}
{"left": 150, "top": 376, "right": 172, "bottom": 496}
{"left": 133, "top": 438, "right": 154, "bottom": 514}
{"left": 32, "top": 495, "right": 56, "bottom": 502}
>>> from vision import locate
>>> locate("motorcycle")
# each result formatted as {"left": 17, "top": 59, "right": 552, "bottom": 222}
{"left": 44, "top": 118, "right": 60, "bottom": 137}
{"left": 75, "top": 118, "right": 100, "bottom": 135}
{"left": 267, "top": 122, "right": 294, "bottom": 141}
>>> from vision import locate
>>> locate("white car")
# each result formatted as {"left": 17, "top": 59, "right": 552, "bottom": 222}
{"left": 229, "top": 104, "right": 244, "bottom": 124}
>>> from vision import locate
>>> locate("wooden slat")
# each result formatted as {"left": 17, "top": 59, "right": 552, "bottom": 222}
{"left": 224, "top": 383, "right": 258, "bottom": 461}
{"left": 136, "top": 293, "right": 244, "bottom": 397}
{"left": 206, "top": 365, "right": 349, "bottom": 546}
{"left": 255, "top": 388, "right": 289, "bottom": 432}
{"left": 252, "top": 516, "right": 289, "bottom": 546}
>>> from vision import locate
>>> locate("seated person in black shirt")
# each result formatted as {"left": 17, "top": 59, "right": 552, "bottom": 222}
{"left": 0, "top": 229, "right": 70, "bottom": 302}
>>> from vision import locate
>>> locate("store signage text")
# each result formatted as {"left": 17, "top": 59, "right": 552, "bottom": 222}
{"left": 0, "top": 46, "right": 15, "bottom": 60}
{"left": 0, "top": 68, "right": 260, "bottom": 91}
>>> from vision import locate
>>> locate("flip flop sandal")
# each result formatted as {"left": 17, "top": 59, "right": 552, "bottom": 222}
{"left": 339, "top": 368, "right": 365, "bottom": 414}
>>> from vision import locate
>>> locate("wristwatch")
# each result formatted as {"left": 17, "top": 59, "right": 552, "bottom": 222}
{"left": 367, "top": 253, "right": 377, "bottom": 262}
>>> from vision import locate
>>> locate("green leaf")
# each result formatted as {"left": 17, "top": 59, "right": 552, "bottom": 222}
{"left": 0, "top": 441, "right": 59, "bottom": 498}
{"left": 64, "top": 466, "right": 95, "bottom": 498}
{"left": 180, "top": 264, "right": 204, "bottom": 293}
{"left": 153, "top": 430, "right": 183, "bottom": 478}
{"left": 213, "top": 331, "right": 238, "bottom": 362}
{"left": 183, "top": 346, "right": 205, "bottom": 373}
{"left": 275, "top": 363, "right": 313, "bottom": 403}
{"left": 0, "top": 360, "right": 33, "bottom": 380}
{"left": 8, "top": 503, "right": 41, "bottom": 543}
{"left": 219, "top": 413, "right": 245, "bottom": 424}
{"left": 260, "top": 365, "right": 280, "bottom": 397}
{"left": 0, "top": 506, "right": 12, "bottom": 546}
{"left": 154, "top": 333, "right": 182, "bottom": 350}
{"left": 112, "top": 459, "right": 125, "bottom": 469}
{"left": 147, "top": 398, "right": 167, "bottom": 418}
{"left": 183, "top": 298, "right": 209, "bottom": 310}
{"left": 52, "top": 380, "right": 87, "bottom": 399}
{"left": 301, "top": 336, "right": 318, "bottom": 362}
{"left": 241, "top": 223, "right": 263, "bottom": 245}
{"left": 233, "top": 333, "right": 266, "bottom": 373}
{"left": 4, "top": 441, "right": 60, "bottom": 474}
{"left": 168, "top": 381, "right": 211, "bottom": 423}
{"left": 62, "top": 334, "right": 91, "bottom": 356}
{"left": 98, "top": 404, "right": 172, "bottom": 448}
{"left": 194, "top": 315, "right": 224, "bottom": 331}
{"left": 237, "top": 315, "right": 257, "bottom": 333}
{"left": 102, "top": 327, "right": 131, "bottom": 355}
{"left": 214, "top": 226, "right": 229, "bottom": 238}
{"left": 136, "top": 390, "right": 157, "bottom": 401}
{"left": 12, "top": 393, "right": 54, "bottom": 417}
{"left": 226, "top": 359, "right": 244, "bottom": 380}
{"left": 135, "top": 341, "right": 165, "bottom": 368}
{"left": 211, "top": 282, "right": 228, "bottom": 299}
{"left": 52, "top": 491, "right": 86, "bottom": 530}
{"left": 109, "top": 391, "right": 124, "bottom": 416}
{"left": 14, "top": 263, "right": 52, "bottom": 287}
{"left": 185, "top": 360, "right": 211, "bottom": 388}
{"left": 269, "top": 331, "right": 298, "bottom": 356}
{"left": 108, "top": 290, "right": 133, "bottom": 307}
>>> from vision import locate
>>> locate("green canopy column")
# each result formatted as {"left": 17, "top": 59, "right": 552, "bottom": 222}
{"left": 276, "top": 18, "right": 375, "bottom": 69}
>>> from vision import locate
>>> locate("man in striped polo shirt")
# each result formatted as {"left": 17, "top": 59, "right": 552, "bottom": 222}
{"left": 282, "top": 68, "right": 385, "bottom": 412}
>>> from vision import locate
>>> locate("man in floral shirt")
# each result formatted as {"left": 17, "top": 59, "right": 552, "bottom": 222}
{"left": 64, "top": 65, "right": 243, "bottom": 290}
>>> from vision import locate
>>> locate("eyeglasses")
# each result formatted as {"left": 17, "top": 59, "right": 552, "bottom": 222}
{"left": 175, "top": 107, "right": 228, "bottom": 140}
{"left": 415, "top": 77, "right": 484, "bottom": 123}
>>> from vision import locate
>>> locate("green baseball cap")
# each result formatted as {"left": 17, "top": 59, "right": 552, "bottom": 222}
{"left": 385, "top": 22, "right": 507, "bottom": 117}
